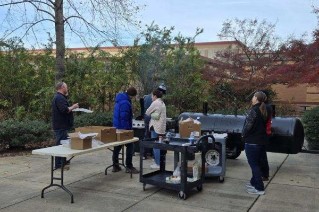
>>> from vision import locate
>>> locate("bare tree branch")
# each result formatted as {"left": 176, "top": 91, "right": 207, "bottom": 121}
{"left": 0, "top": 0, "right": 54, "bottom": 9}
{"left": 4, "top": 19, "right": 54, "bottom": 39}
{"left": 28, "top": 1, "right": 55, "bottom": 19}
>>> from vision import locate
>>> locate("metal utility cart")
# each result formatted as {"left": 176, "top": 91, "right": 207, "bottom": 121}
{"left": 139, "top": 135, "right": 213, "bottom": 200}
{"left": 204, "top": 133, "right": 227, "bottom": 182}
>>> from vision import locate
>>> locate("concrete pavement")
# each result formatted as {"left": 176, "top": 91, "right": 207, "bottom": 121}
{"left": 0, "top": 149, "right": 318, "bottom": 212}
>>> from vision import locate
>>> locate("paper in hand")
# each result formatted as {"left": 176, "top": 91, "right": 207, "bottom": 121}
{"left": 73, "top": 108, "right": 93, "bottom": 113}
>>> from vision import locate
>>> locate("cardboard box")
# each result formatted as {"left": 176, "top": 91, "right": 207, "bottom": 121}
{"left": 69, "top": 133, "right": 92, "bottom": 150}
{"left": 75, "top": 126, "right": 117, "bottom": 143}
{"left": 179, "top": 118, "right": 201, "bottom": 138}
{"left": 100, "top": 127, "right": 117, "bottom": 143}
{"left": 116, "top": 130, "right": 134, "bottom": 141}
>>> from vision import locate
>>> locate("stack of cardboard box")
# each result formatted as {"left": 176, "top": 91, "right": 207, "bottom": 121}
{"left": 73, "top": 126, "right": 134, "bottom": 146}
{"left": 75, "top": 126, "right": 117, "bottom": 143}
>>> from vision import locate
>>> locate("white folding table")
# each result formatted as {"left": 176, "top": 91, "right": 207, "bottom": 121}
{"left": 32, "top": 137, "right": 139, "bottom": 203}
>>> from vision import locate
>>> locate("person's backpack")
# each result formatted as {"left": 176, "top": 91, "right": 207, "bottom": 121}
{"left": 266, "top": 117, "right": 272, "bottom": 136}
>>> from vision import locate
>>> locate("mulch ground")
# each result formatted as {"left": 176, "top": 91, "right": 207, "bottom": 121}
{"left": 0, "top": 140, "right": 55, "bottom": 157}
{"left": 0, "top": 149, "right": 32, "bottom": 157}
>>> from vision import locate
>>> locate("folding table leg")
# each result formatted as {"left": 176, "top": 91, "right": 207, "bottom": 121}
{"left": 41, "top": 156, "right": 74, "bottom": 203}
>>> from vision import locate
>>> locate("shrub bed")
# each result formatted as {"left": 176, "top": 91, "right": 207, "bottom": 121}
{"left": 74, "top": 112, "right": 113, "bottom": 128}
{"left": 0, "top": 119, "right": 53, "bottom": 152}
{"left": 302, "top": 106, "right": 319, "bottom": 150}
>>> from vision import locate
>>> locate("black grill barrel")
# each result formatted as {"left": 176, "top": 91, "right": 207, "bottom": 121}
{"left": 178, "top": 112, "right": 304, "bottom": 154}
{"left": 267, "top": 117, "right": 304, "bottom": 154}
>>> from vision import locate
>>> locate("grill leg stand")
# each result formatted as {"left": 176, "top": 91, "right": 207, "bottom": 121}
{"left": 41, "top": 156, "right": 74, "bottom": 203}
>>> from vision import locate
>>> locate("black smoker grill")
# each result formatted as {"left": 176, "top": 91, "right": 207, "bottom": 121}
{"left": 178, "top": 112, "right": 304, "bottom": 159}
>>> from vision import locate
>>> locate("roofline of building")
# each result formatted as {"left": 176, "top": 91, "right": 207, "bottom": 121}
{"left": 27, "top": 40, "right": 239, "bottom": 52}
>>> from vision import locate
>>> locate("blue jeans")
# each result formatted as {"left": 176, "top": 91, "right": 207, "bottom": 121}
{"left": 151, "top": 130, "right": 160, "bottom": 165}
{"left": 112, "top": 143, "right": 134, "bottom": 168}
{"left": 260, "top": 148, "right": 269, "bottom": 178}
{"left": 54, "top": 129, "right": 68, "bottom": 168}
{"left": 245, "top": 143, "right": 265, "bottom": 191}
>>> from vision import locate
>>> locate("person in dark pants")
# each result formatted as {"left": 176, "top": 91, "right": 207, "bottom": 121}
{"left": 242, "top": 91, "right": 268, "bottom": 195}
{"left": 260, "top": 91, "right": 273, "bottom": 181}
{"left": 52, "top": 82, "right": 79, "bottom": 169}
{"left": 112, "top": 87, "right": 139, "bottom": 174}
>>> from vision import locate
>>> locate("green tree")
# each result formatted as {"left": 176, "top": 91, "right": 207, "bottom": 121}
{"left": 0, "top": 0, "right": 141, "bottom": 82}
{"left": 119, "top": 24, "right": 206, "bottom": 116}
{"left": 0, "top": 38, "right": 55, "bottom": 121}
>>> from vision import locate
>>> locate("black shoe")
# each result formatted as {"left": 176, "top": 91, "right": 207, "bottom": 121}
{"left": 125, "top": 167, "right": 139, "bottom": 174}
{"left": 112, "top": 165, "right": 122, "bottom": 172}
{"left": 262, "top": 176, "right": 269, "bottom": 181}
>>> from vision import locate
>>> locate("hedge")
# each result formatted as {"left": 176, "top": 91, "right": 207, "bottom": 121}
{"left": 302, "top": 106, "right": 319, "bottom": 150}
{"left": 73, "top": 112, "right": 113, "bottom": 128}
{"left": 0, "top": 119, "right": 52, "bottom": 151}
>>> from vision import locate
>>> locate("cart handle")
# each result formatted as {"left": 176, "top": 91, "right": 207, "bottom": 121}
{"left": 196, "top": 134, "right": 215, "bottom": 152}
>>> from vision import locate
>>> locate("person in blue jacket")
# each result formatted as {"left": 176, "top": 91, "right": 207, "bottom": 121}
{"left": 112, "top": 87, "right": 139, "bottom": 174}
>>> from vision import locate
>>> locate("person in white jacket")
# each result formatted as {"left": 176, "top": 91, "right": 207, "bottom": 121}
{"left": 145, "top": 89, "right": 167, "bottom": 169}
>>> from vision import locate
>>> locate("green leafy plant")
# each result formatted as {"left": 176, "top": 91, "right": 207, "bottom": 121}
{"left": 73, "top": 112, "right": 113, "bottom": 128}
{"left": 0, "top": 119, "right": 52, "bottom": 151}
{"left": 302, "top": 106, "right": 319, "bottom": 150}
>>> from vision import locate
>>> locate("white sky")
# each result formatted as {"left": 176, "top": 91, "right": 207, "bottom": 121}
{"left": 0, "top": 0, "right": 318, "bottom": 48}
{"left": 135, "top": 0, "right": 318, "bottom": 44}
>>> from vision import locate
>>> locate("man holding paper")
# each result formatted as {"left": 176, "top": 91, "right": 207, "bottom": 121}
{"left": 52, "top": 82, "right": 79, "bottom": 169}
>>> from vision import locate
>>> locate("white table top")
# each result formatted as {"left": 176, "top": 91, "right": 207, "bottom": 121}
{"left": 32, "top": 137, "right": 139, "bottom": 158}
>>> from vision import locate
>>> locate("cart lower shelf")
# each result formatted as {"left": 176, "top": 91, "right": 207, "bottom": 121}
{"left": 141, "top": 170, "right": 203, "bottom": 200}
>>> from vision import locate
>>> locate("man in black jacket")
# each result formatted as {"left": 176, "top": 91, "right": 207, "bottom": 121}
{"left": 52, "top": 82, "right": 79, "bottom": 169}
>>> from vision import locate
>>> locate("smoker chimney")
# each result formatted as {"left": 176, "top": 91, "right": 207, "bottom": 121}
{"left": 203, "top": 101, "right": 208, "bottom": 115}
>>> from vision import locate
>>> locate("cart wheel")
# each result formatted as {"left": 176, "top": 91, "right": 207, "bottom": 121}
{"left": 178, "top": 191, "right": 187, "bottom": 200}
{"left": 143, "top": 184, "right": 146, "bottom": 191}
{"left": 219, "top": 176, "right": 224, "bottom": 183}
{"left": 196, "top": 185, "right": 203, "bottom": 192}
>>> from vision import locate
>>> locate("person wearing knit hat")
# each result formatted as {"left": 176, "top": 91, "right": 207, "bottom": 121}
{"left": 112, "top": 86, "right": 139, "bottom": 174}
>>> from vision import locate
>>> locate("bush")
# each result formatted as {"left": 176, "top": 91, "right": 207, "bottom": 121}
{"left": 74, "top": 112, "right": 113, "bottom": 128}
{"left": 302, "top": 106, "right": 319, "bottom": 150}
{"left": 0, "top": 119, "right": 53, "bottom": 151}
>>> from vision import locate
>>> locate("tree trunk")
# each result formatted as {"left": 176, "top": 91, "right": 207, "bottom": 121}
{"left": 54, "top": 0, "right": 65, "bottom": 82}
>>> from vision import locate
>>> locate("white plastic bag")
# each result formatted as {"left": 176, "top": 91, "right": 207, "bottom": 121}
{"left": 193, "top": 153, "right": 202, "bottom": 180}
{"left": 173, "top": 162, "right": 181, "bottom": 177}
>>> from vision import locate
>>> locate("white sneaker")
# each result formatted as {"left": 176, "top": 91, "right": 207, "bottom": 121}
{"left": 245, "top": 182, "right": 255, "bottom": 189}
{"left": 246, "top": 188, "right": 265, "bottom": 195}
{"left": 150, "top": 164, "right": 160, "bottom": 169}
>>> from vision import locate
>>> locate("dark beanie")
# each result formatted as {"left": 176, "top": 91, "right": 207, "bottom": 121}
{"left": 126, "top": 87, "right": 137, "bottom": 97}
